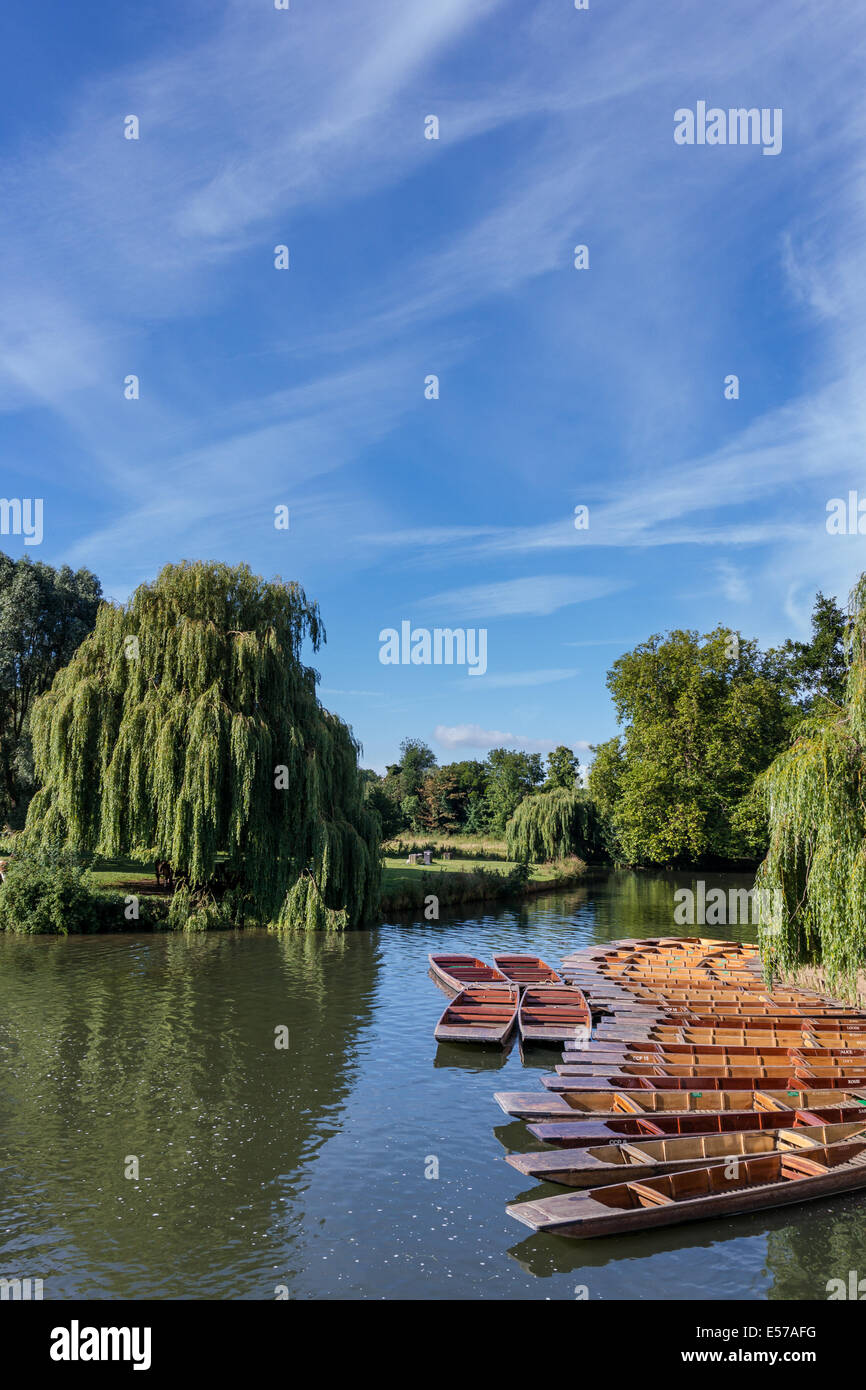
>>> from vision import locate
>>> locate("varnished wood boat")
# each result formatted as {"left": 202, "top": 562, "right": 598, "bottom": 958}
{"left": 541, "top": 1071, "right": 806, "bottom": 1092}
{"left": 495, "top": 1084, "right": 866, "bottom": 1121}
{"left": 428, "top": 954, "right": 508, "bottom": 994}
{"left": 434, "top": 985, "right": 519, "bottom": 1044}
{"left": 492, "top": 954, "right": 562, "bottom": 988}
{"left": 506, "top": 1138, "right": 866, "bottom": 1238}
{"left": 528, "top": 1102, "right": 866, "bottom": 1147}
{"left": 518, "top": 985, "right": 591, "bottom": 1044}
{"left": 565, "top": 1040, "right": 866, "bottom": 1060}
{"left": 505, "top": 1121, "right": 866, "bottom": 1187}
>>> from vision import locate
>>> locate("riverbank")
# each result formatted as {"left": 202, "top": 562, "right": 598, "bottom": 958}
{"left": 380, "top": 852, "right": 587, "bottom": 914}
{"left": 0, "top": 838, "right": 590, "bottom": 930}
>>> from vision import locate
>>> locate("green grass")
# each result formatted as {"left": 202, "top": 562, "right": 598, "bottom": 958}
{"left": 1, "top": 842, "right": 585, "bottom": 921}
{"left": 380, "top": 852, "right": 585, "bottom": 913}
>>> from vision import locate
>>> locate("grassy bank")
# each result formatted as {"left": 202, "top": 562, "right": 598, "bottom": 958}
{"left": 380, "top": 851, "right": 587, "bottom": 914}
{"left": 0, "top": 837, "right": 589, "bottom": 929}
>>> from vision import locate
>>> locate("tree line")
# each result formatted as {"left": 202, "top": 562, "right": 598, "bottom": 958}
{"left": 0, "top": 549, "right": 855, "bottom": 950}
{"left": 363, "top": 739, "right": 583, "bottom": 840}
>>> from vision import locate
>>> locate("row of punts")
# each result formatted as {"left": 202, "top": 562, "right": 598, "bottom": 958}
{"left": 482, "top": 935, "right": 866, "bottom": 1238}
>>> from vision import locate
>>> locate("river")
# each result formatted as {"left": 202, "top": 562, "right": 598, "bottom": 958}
{"left": 0, "top": 869, "right": 859, "bottom": 1300}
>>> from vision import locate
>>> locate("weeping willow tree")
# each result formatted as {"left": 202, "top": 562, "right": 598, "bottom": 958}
{"left": 755, "top": 575, "right": 866, "bottom": 990}
{"left": 24, "top": 561, "right": 380, "bottom": 930}
{"left": 505, "top": 788, "right": 603, "bottom": 864}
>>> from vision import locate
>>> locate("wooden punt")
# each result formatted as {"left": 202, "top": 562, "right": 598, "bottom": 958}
{"left": 528, "top": 1102, "right": 866, "bottom": 1148}
{"left": 570, "top": 1040, "right": 866, "bottom": 1058}
{"left": 555, "top": 1052, "right": 804, "bottom": 1073}
{"left": 505, "top": 1121, "right": 866, "bottom": 1187}
{"left": 506, "top": 1139, "right": 866, "bottom": 1239}
{"left": 434, "top": 985, "right": 518, "bottom": 1044}
{"left": 518, "top": 985, "right": 591, "bottom": 1044}
{"left": 541, "top": 1072, "right": 803, "bottom": 1092}
{"left": 494, "top": 1084, "right": 864, "bottom": 1121}
{"left": 492, "top": 954, "right": 562, "bottom": 988}
{"left": 559, "top": 1045, "right": 802, "bottom": 1065}
{"left": 639, "top": 1025, "right": 866, "bottom": 1042}
{"left": 428, "top": 954, "right": 509, "bottom": 994}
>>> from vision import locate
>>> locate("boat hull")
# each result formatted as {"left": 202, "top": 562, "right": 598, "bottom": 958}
{"left": 506, "top": 1143, "right": 866, "bottom": 1238}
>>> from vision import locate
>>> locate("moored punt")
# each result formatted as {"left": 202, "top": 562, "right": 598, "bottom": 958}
{"left": 555, "top": 1052, "right": 807, "bottom": 1073}
{"left": 434, "top": 985, "right": 519, "bottom": 1044}
{"left": 505, "top": 1140, "right": 866, "bottom": 1239}
{"left": 618, "top": 1026, "right": 866, "bottom": 1044}
{"left": 504, "top": 1121, "right": 866, "bottom": 1188}
{"left": 493, "top": 954, "right": 562, "bottom": 988}
{"left": 428, "top": 954, "right": 509, "bottom": 994}
{"left": 528, "top": 1102, "right": 866, "bottom": 1147}
{"left": 518, "top": 985, "right": 591, "bottom": 1044}
{"left": 494, "top": 1085, "right": 862, "bottom": 1121}
{"left": 540, "top": 1072, "right": 804, "bottom": 1092}
{"left": 559, "top": 1044, "right": 810, "bottom": 1065}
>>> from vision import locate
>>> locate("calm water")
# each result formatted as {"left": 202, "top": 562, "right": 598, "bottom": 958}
{"left": 0, "top": 870, "right": 861, "bottom": 1301}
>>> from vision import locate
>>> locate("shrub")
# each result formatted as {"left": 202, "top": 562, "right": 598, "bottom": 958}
{"left": 0, "top": 855, "right": 109, "bottom": 934}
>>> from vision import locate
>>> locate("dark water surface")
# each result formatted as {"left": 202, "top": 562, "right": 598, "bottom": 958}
{"left": 0, "top": 870, "right": 860, "bottom": 1300}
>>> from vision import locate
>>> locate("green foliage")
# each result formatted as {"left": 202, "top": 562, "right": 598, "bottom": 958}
{"left": 756, "top": 575, "right": 866, "bottom": 990}
{"left": 0, "top": 553, "right": 101, "bottom": 821}
{"left": 591, "top": 626, "right": 793, "bottom": 865}
{"left": 484, "top": 748, "right": 544, "bottom": 835}
{"left": 24, "top": 561, "right": 380, "bottom": 930}
{"left": 506, "top": 788, "right": 604, "bottom": 863}
{"left": 0, "top": 852, "right": 107, "bottom": 934}
{"left": 767, "top": 591, "right": 848, "bottom": 710}
{"left": 543, "top": 745, "right": 580, "bottom": 791}
{"left": 364, "top": 780, "right": 403, "bottom": 840}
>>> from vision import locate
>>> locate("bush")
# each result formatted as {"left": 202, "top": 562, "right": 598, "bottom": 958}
{"left": 0, "top": 855, "right": 109, "bottom": 934}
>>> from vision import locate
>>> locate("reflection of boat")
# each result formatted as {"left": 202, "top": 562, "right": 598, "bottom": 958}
{"left": 434, "top": 985, "right": 519, "bottom": 1045}
{"left": 494, "top": 1085, "right": 866, "bottom": 1122}
{"left": 518, "top": 986, "right": 591, "bottom": 1045}
{"left": 506, "top": 1136, "right": 866, "bottom": 1238}
{"left": 505, "top": 1121, "right": 866, "bottom": 1187}
{"left": 434, "top": 1039, "right": 515, "bottom": 1070}
{"left": 428, "top": 954, "right": 508, "bottom": 994}
{"left": 493, "top": 954, "right": 562, "bottom": 988}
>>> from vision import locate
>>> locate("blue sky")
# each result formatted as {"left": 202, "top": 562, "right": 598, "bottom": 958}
{"left": 1, "top": 0, "right": 865, "bottom": 771}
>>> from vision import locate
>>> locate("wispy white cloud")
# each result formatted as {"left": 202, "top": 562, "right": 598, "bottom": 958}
{"left": 461, "top": 667, "right": 578, "bottom": 689}
{"left": 434, "top": 722, "right": 591, "bottom": 754}
{"left": 417, "top": 575, "right": 623, "bottom": 619}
